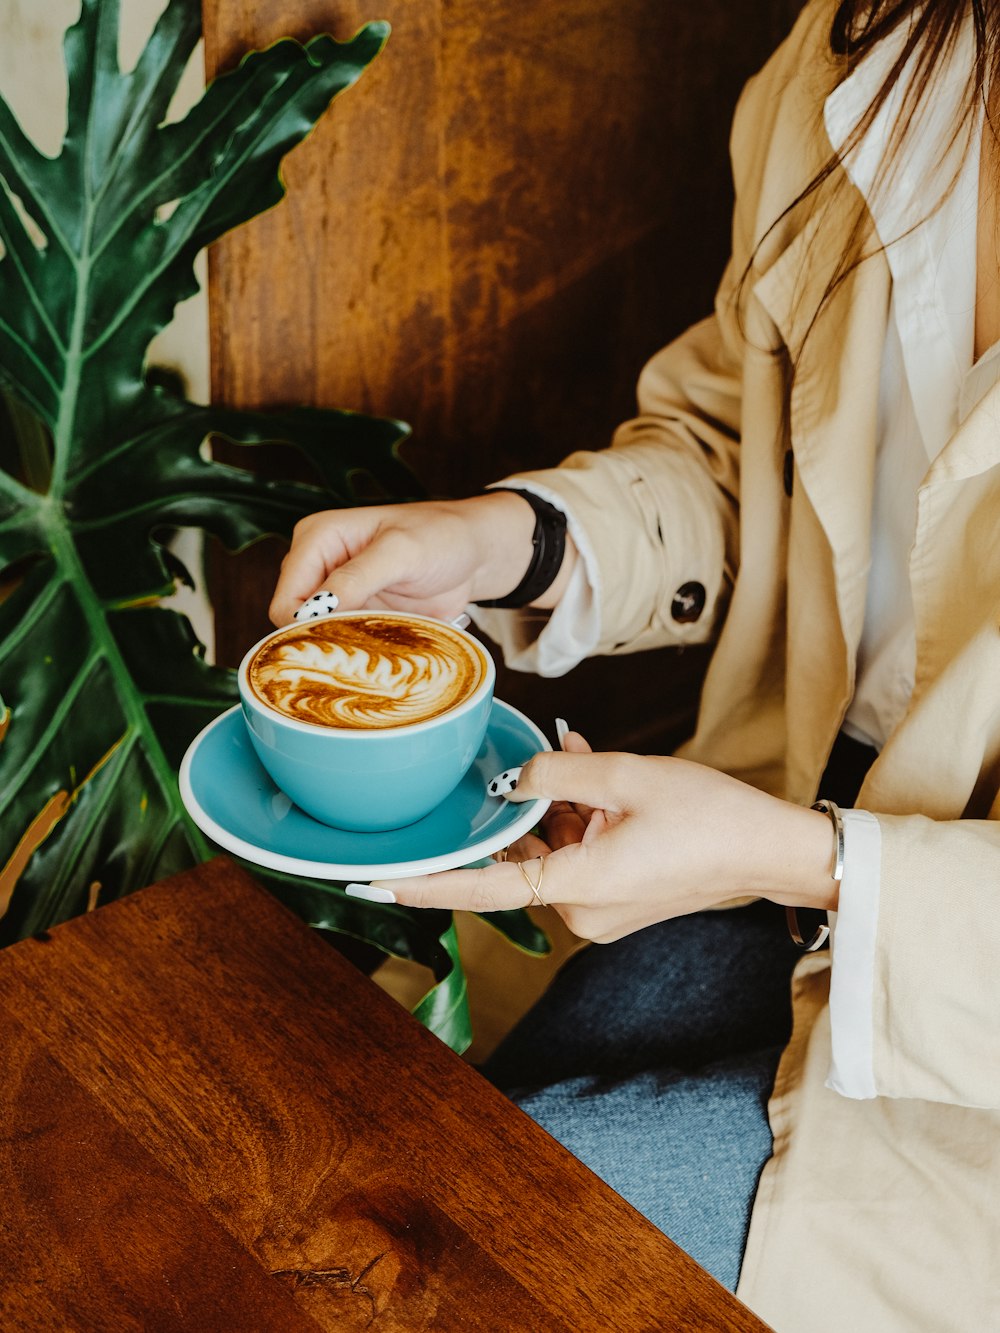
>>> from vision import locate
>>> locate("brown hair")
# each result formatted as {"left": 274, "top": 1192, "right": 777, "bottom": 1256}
{"left": 745, "top": 1, "right": 1000, "bottom": 363}
{"left": 829, "top": 0, "right": 996, "bottom": 160}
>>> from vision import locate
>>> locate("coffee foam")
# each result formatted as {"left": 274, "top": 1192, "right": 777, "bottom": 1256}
{"left": 247, "top": 614, "right": 487, "bottom": 730}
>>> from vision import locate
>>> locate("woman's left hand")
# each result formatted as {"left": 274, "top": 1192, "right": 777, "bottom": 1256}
{"left": 360, "top": 736, "right": 838, "bottom": 943}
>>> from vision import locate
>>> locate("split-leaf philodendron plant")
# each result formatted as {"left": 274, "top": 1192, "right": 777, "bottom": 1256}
{"left": 0, "top": 0, "right": 548, "bottom": 1052}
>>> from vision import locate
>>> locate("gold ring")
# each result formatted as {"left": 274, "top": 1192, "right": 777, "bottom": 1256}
{"left": 493, "top": 845, "right": 510, "bottom": 864}
{"left": 516, "top": 857, "right": 547, "bottom": 908}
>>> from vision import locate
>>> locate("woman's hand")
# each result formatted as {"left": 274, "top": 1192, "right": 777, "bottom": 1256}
{"left": 269, "top": 492, "right": 546, "bottom": 626}
{"left": 500, "top": 728, "right": 600, "bottom": 864}
{"left": 360, "top": 739, "right": 837, "bottom": 943}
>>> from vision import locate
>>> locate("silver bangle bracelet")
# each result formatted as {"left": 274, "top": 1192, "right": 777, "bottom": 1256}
{"left": 785, "top": 798, "right": 843, "bottom": 952}
{"left": 813, "top": 798, "right": 846, "bottom": 882}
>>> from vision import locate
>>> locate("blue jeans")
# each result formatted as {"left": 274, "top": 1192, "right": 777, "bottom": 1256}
{"left": 481, "top": 900, "right": 800, "bottom": 1291}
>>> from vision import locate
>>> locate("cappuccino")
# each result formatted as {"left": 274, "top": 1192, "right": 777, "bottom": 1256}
{"left": 247, "top": 612, "right": 488, "bottom": 730}
{"left": 237, "top": 610, "right": 496, "bottom": 829}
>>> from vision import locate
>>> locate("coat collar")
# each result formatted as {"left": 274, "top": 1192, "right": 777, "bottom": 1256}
{"left": 748, "top": 174, "right": 890, "bottom": 796}
{"left": 927, "top": 379, "right": 1000, "bottom": 484}
{"left": 753, "top": 183, "right": 891, "bottom": 656}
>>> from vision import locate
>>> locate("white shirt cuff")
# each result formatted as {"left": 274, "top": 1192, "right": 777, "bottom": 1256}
{"left": 468, "top": 482, "right": 602, "bottom": 675}
{"left": 826, "top": 808, "right": 881, "bottom": 1100}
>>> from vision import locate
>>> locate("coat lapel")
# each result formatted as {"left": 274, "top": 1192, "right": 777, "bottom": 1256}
{"left": 925, "top": 377, "right": 1000, "bottom": 485}
{"left": 859, "top": 379, "right": 1000, "bottom": 815}
{"left": 753, "top": 184, "right": 892, "bottom": 795}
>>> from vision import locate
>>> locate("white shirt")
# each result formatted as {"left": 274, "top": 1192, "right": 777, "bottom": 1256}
{"left": 473, "top": 13, "right": 1000, "bottom": 1100}
{"left": 824, "top": 15, "right": 1000, "bottom": 1097}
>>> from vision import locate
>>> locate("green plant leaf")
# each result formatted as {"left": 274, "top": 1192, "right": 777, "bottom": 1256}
{"left": 260, "top": 872, "right": 473, "bottom": 1053}
{"left": 0, "top": 1, "right": 541, "bottom": 1052}
{"left": 0, "top": 8, "right": 424, "bottom": 949}
{"left": 411, "top": 919, "right": 472, "bottom": 1055}
{"left": 476, "top": 908, "right": 551, "bottom": 956}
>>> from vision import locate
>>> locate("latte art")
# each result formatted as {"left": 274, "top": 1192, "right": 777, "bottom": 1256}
{"left": 248, "top": 614, "right": 487, "bottom": 730}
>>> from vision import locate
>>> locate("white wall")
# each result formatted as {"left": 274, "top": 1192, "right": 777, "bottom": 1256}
{"left": 1, "top": 0, "right": 214, "bottom": 653}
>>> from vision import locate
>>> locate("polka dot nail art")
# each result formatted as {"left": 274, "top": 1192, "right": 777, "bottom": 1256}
{"left": 293, "top": 591, "right": 340, "bottom": 622}
{"left": 487, "top": 766, "right": 523, "bottom": 797}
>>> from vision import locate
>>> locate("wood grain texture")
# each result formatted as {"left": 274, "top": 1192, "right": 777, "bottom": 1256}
{"left": 203, "top": 0, "right": 803, "bottom": 752}
{"left": 0, "top": 859, "right": 773, "bottom": 1331}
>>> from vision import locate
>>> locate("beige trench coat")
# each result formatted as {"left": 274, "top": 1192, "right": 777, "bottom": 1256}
{"left": 477, "top": 1, "right": 1000, "bottom": 1328}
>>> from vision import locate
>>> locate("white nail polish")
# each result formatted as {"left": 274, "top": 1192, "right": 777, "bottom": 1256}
{"left": 487, "top": 765, "right": 523, "bottom": 797}
{"left": 345, "top": 882, "right": 397, "bottom": 904}
{"left": 293, "top": 591, "right": 340, "bottom": 622}
{"left": 555, "top": 717, "right": 569, "bottom": 748}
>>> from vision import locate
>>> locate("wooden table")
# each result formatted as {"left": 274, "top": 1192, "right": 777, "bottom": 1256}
{"left": 0, "top": 858, "right": 771, "bottom": 1331}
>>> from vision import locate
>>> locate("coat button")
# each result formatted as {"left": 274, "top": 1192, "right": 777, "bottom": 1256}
{"left": 671, "top": 581, "right": 706, "bottom": 623}
{"left": 783, "top": 448, "right": 794, "bottom": 497}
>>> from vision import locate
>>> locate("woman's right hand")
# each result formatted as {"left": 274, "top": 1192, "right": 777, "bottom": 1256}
{"left": 269, "top": 491, "right": 541, "bottom": 627}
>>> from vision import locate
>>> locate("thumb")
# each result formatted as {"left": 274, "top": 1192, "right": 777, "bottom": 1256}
{"left": 559, "top": 729, "right": 593, "bottom": 756}
{"left": 484, "top": 724, "right": 594, "bottom": 798}
{"left": 488, "top": 749, "right": 629, "bottom": 813}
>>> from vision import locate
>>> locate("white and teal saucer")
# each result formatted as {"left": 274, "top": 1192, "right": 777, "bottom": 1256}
{"left": 178, "top": 700, "right": 551, "bottom": 881}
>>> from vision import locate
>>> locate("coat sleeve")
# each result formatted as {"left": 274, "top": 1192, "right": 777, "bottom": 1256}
{"left": 473, "top": 259, "right": 746, "bottom": 663}
{"left": 474, "top": 0, "right": 837, "bottom": 664}
{"left": 866, "top": 813, "right": 1000, "bottom": 1108}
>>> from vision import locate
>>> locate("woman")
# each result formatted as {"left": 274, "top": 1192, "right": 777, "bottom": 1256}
{"left": 269, "top": 2, "right": 1000, "bottom": 1326}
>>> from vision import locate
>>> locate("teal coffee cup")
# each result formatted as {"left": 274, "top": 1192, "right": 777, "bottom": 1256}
{"left": 237, "top": 610, "right": 495, "bottom": 832}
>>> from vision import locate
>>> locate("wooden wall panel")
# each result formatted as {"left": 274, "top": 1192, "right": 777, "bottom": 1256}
{"left": 204, "top": 0, "right": 803, "bottom": 750}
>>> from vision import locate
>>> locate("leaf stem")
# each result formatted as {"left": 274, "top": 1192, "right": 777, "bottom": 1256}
{"left": 0, "top": 463, "right": 36, "bottom": 508}
{"left": 83, "top": 38, "right": 373, "bottom": 365}
{"left": 48, "top": 201, "right": 93, "bottom": 499}
{"left": 27, "top": 734, "right": 134, "bottom": 924}
{"left": 0, "top": 646, "right": 100, "bottom": 805}
{"left": 0, "top": 178, "right": 68, "bottom": 356}
{"left": 0, "top": 120, "right": 75, "bottom": 262}
{"left": 42, "top": 511, "right": 211, "bottom": 862}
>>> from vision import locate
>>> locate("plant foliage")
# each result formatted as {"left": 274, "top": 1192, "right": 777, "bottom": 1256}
{"left": 0, "top": 0, "right": 548, "bottom": 1052}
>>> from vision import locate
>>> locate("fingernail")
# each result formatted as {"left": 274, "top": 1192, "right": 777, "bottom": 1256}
{"left": 487, "top": 765, "right": 523, "bottom": 797}
{"left": 345, "top": 882, "right": 397, "bottom": 903}
{"left": 555, "top": 718, "right": 569, "bottom": 748}
{"left": 450, "top": 613, "right": 472, "bottom": 630}
{"left": 293, "top": 591, "right": 340, "bottom": 622}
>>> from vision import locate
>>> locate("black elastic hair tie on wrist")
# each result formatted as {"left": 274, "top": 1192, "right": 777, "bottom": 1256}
{"left": 474, "top": 487, "right": 568, "bottom": 609}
